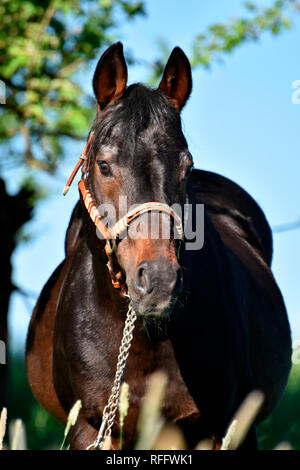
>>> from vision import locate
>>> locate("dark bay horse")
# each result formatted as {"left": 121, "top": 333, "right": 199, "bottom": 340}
{"left": 26, "top": 42, "right": 291, "bottom": 450}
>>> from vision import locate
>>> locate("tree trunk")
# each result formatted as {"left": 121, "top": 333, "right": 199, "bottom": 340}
{"left": 0, "top": 177, "right": 35, "bottom": 409}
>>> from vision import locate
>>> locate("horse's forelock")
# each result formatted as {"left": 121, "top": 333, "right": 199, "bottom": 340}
{"left": 91, "top": 84, "right": 186, "bottom": 165}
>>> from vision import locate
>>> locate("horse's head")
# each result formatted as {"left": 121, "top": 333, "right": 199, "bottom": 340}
{"left": 86, "top": 42, "right": 193, "bottom": 317}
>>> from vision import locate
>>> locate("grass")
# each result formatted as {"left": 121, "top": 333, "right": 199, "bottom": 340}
{"left": 6, "top": 351, "right": 62, "bottom": 450}
{"left": 3, "top": 350, "right": 300, "bottom": 450}
{"left": 257, "top": 364, "right": 300, "bottom": 450}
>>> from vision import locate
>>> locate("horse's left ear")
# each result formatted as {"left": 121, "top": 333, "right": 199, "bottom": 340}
{"left": 158, "top": 47, "right": 192, "bottom": 112}
{"left": 93, "top": 42, "right": 128, "bottom": 111}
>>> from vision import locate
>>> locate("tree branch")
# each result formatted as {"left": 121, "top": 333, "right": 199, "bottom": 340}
{"left": 272, "top": 218, "right": 300, "bottom": 233}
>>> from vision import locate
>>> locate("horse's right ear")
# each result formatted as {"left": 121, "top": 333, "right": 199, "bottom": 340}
{"left": 158, "top": 47, "right": 192, "bottom": 112}
{"left": 93, "top": 42, "right": 128, "bottom": 111}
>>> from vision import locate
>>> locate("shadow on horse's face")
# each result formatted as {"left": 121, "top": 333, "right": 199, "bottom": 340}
{"left": 88, "top": 43, "right": 193, "bottom": 316}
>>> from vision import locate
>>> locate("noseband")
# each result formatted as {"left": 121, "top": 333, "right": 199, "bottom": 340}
{"left": 63, "top": 132, "right": 184, "bottom": 296}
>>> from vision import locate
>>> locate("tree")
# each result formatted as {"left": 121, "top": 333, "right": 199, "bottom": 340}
{"left": 0, "top": 0, "right": 145, "bottom": 173}
{"left": 0, "top": 177, "right": 36, "bottom": 408}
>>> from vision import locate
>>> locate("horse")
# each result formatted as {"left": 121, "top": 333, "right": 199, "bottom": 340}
{"left": 26, "top": 42, "right": 291, "bottom": 450}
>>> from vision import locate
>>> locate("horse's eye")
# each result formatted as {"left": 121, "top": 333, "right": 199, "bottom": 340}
{"left": 98, "top": 160, "right": 111, "bottom": 175}
{"left": 184, "top": 165, "right": 193, "bottom": 180}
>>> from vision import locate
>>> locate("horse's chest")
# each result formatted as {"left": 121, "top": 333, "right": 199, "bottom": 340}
{"left": 117, "top": 354, "right": 200, "bottom": 449}
{"left": 160, "top": 368, "right": 200, "bottom": 424}
{"left": 126, "top": 339, "right": 200, "bottom": 425}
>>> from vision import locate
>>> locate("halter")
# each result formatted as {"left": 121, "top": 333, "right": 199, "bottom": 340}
{"left": 63, "top": 132, "right": 184, "bottom": 296}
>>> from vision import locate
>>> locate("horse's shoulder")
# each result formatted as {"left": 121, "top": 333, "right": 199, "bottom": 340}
{"left": 187, "top": 169, "right": 273, "bottom": 266}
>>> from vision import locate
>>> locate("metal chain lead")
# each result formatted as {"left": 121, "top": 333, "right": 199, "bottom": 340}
{"left": 86, "top": 303, "right": 137, "bottom": 450}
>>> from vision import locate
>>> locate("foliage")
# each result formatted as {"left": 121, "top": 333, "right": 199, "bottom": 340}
{"left": 149, "top": 0, "right": 300, "bottom": 83}
{"left": 191, "top": 0, "right": 297, "bottom": 67}
{"left": 7, "top": 351, "right": 62, "bottom": 450}
{"left": 258, "top": 364, "right": 300, "bottom": 450}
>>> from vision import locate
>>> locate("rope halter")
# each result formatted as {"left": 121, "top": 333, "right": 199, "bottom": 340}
{"left": 63, "top": 132, "right": 184, "bottom": 296}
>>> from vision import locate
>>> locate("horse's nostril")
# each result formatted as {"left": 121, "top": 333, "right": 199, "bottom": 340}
{"left": 137, "top": 267, "right": 146, "bottom": 289}
{"left": 138, "top": 267, "right": 145, "bottom": 285}
{"left": 134, "top": 261, "right": 182, "bottom": 299}
{"left": 135, "top": 262, "right": 152, "bottom": 295}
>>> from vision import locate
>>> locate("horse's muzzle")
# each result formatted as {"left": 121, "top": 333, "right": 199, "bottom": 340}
{"left": 129, "top": 258, "right": 183, "bottom": 316}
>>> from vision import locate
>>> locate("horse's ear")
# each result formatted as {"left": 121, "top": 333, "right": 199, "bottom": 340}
{"left": 93, "top": 42, "right": 128, "bottom": 111}
{"left": 158, "top": 47, "right": 192, "bottom": 112}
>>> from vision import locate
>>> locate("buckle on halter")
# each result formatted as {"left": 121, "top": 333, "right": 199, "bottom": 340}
{"left": 105, "top": 240, "right": 115, "bottom": 256}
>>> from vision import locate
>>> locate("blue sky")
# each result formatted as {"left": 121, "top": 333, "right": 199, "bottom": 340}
{"left": 7, "top": 0, "right": 300, "bottom": 352}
